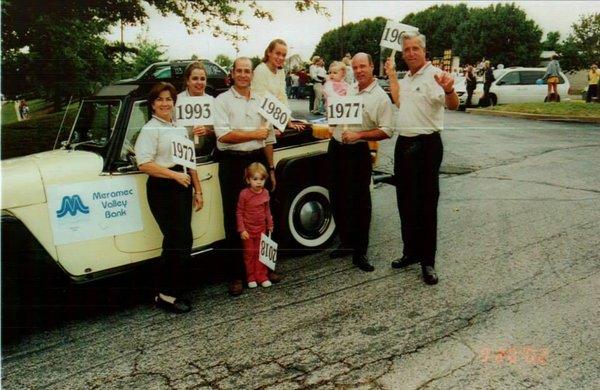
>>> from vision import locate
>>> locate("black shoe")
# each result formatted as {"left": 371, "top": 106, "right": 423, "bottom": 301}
{"left": 353, "top": 255, "right": 375, "bottom": 272}
{"left": 422, "top": 266, "right": 438, "bottom": 285}
{"left": 155, "top": 294, "right": 191, "bottom": 314}
{"left": 329, "top": 246, "right": 353, "bottom": 259}
{"left": 391, "top": 255, "right": 419, "bottom": 269}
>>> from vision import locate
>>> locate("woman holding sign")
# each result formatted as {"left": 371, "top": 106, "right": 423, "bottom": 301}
{"left": 134, "top": 82, "right": 203, "bottom": 314}
{"left": 177, "top": 61, "right": 216, "bottom": 157}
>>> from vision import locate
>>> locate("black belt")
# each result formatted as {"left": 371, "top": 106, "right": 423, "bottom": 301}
{"left": 168, "top": 165, "right": 185, "bottom": 172}
{"left": 220, "top": 149, "right": 263, "bottom": 156}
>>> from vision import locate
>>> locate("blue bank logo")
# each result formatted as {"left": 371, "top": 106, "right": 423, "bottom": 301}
{"left": 56, "top": 195, "right": 90, "bottom": 218}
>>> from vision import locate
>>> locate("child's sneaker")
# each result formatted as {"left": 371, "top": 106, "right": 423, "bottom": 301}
{"left": 248, "top": 281, "right": 258, "bottom": 288}
{"left": 261, "top": 280, "right": 272, "bottom": 288}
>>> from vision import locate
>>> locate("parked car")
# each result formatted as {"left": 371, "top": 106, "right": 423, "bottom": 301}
{"left": 1, "top": 76, "right": 336, "bottom": 307}
{"left": 115, "top": 59, "right": 230, "bottom": 97}
{"left": 456, "top": 67, "right": 570, "bottom": 108}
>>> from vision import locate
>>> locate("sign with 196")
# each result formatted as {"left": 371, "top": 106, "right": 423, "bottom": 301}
{"left": 379, "top": 20, "right": 419, "bottom": 52}
{"left": 259, "top": 233, "right": 278, "bottom": 270}
{"left": 170, "top": 134, "right": 197, "bottom": 170}
{"left": 257, "top": 93, "right": 291, "bottom": 131}
{"left": 175, "top": 96, "right": 214, "bottom": 127}
{"left": 326, "top": 96, "right": 364, "bottom": 125}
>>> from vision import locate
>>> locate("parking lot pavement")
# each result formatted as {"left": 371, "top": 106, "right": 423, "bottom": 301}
{"left": 2, "top": 113, "right": 599, "bottom": 389}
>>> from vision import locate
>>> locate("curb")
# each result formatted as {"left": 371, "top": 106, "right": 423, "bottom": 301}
{"left": 465, "top": 108, "right": 600, "bottom": 124}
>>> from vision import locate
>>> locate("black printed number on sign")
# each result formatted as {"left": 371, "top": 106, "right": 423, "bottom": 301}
{"left": 177, "top": 103, "right": 211, "bottom": 120}
{"left": 171, "top": 141, "right": 194, "bottom": 163}
{"left": 328, "top": 102, "right": 361, "bottom": 119}
{"left": 260, "top": 99, "right": 288, "bottom": 127}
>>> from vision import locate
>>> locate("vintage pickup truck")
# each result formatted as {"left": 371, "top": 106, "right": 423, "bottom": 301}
{"left": 1, "top": 63, "right": 336, "bottom": 306}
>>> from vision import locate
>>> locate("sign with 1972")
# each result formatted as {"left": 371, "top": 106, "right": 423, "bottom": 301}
{"left": 170, "top": 134, "right": 196, "bottom": 170}
{"left": 257, "top": 92, "right": 291, "bottom": 131}
{"left": 175, "top": 96, "right": 214, "bottom": 127}
{"left": 326, "top": 96, "right": 364, "bottom": 125}
{"left": 379, "top": 20, "right": 419, "bottom": 52}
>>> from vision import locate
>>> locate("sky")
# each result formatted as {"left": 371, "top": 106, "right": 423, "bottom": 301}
{"left": 106, "top": 1, "right": 600, "bottom": 62}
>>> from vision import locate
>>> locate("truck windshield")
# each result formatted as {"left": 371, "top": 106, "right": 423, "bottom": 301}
{"left": 68, "top": 100, "right": 122, "bottom": 147}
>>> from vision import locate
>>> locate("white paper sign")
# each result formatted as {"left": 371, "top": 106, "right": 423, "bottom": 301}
{"left": 47, "top": 177, "right": 143, "bottom": 245}
{"left": 326, "top": 96, "right": 364, "bottom": 125}
{"left": 257, "top": 92, "right": 291, "bottom": 131}
{"left": 379, "top": 21, "right": 419, "bottom": 51}
{"left": 259, "top": 233, "right": 278, "bottom": 270}
{"left": 174, "top": 96, "right": 214, "bottom": 127}
{"left": 170, "top": 134, "right": 197, "bottom": 170}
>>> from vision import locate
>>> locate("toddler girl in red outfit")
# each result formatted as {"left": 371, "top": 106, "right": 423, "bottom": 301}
{"left": 236, "top": 162, "right": 274, "bottom": 288}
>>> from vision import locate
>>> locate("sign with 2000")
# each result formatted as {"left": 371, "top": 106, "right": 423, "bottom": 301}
{"left": 379, "top": 20, "right": 419, "bottom": 52}
{"left": 175, "top": 96, "right": 214, "bottom": 127}
{"left": 170, "top": 135, "right": 197, "bottom": 170}
{"left": 326, "top": 96, "right": 364, "bottom": 125}
{"left": 257, "top": 93, "right": 291, "bottom": 131}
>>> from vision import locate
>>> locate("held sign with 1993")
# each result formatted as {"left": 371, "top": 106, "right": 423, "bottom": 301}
{"left": 326, "top": 96, "right": 363, "bottom": 125}
{"left": 257, "top": 92, "right": 291, "bottom": 131}
{"left": 259, "top": 233, "right": 278, "bottom": 270}
{"left": 175, "top": 96, "right": 213, "bottom": 127}
{"left": 379, "top": 20, "right": 419, "bottom": 52}
{"left": 170, "top": 134, "right": 196, "bottom": 170}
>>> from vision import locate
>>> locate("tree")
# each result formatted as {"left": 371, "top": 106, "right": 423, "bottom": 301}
{"left": 215, "top": 54, "right": 233, "bottom": 69}
{"left": 313, "top": 17, "right": 387, "bottom": 73}
{"left": 130, "top": 36, "right": 167, "bottom": 76}
{"left": 564, "top": 13, "right": 600, "bottom": 69}
{"left": 401, "top": 4, "right": 469, "bottom": 59}
{"left": 452, "top": 3, "right": 543, "bottom": 67}
{"left": 250, "top": 56, "right": 262, "bottom": 70}
{"left": 542, "top": 31, "right": 561, "bottom": 51}
{"left": 2, "top": 0, "right": 327, "bottom": 110}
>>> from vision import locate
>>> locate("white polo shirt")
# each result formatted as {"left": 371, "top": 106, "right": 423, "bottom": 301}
{"left": 134, "top": 115, "right": 188, "bottom": 167}
{"left": 396, "top": 62, "right": 446, "bottom": 137}
{"left": 331, "top": 79, "right": 395, "bottom": 144}
{"left": 252, "top": 62, "right": 288, "bottom": 106}
{"left": 213, "top": 87, "right": 275, "bottom": 152}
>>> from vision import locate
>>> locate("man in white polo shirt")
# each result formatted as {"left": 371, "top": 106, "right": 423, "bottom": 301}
{"left": 328, "top": 52, "right": 395, "bottom": 272}
{"left": 214, "top": 56, "right": 276, "bottom": 296}
{"left": 384, "top": 31, "right": 459, "bottom": 285}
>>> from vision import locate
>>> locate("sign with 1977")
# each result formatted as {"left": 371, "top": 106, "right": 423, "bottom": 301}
{"left": 326, "top": 96, "right": 364, "bottom": 125}
{"left": 379, "top": 20, "right": 419, "bottom": 52}
{"left": 47, "top": 176, "right": 143, "bottom": 245}
{"left": 170, "top": 134, "right": 197, "bottom": 170}
{"left": 257, "top": 93, "right": 291, "bottom": 131}
{"left": 174, "top": 96, "right": 214, "bottom": 127}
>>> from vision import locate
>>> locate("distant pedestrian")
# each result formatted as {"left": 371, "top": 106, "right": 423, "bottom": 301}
{"left": 465, "top": 65, "right": 477, "bottom": 107}
{"left": 342, "top": 57, "right": 355, "bottom": 85}
{"left": 481, "top": 61, "right": 495, "bottom": 106}
{"left": 237, "top": 162, "right": 274, "bottom": 289}
{"left": 543, "top": 55, "right": 562, "bottom": 101}
{"left": 310, "top": 56, "right": 326, "bottom": 115}
{"left": 586, "top": 64, "right": 599, "bottom": 103}
{"left": 19, "top": 99, "right": 30, "bottom": 120}
{"left": 290, "top": 70, "right": 299, "bottom": 99}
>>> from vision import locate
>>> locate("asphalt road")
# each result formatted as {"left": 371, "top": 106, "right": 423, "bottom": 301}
{"left": 2, "top": 107, "right": 599, "bottom": 389}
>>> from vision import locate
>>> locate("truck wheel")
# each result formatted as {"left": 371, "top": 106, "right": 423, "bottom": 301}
{"left": 282, "top": 185, "right": 336, "bottom": 248}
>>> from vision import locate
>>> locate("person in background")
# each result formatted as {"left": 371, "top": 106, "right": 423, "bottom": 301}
{"left": 237, "top": 162, "right": 274, "bottom": 289}
{"left": 342, "top": 57, "right": 355, "bottom": 85}
{"left": 177, "top": 61, "right": 215, "bottom": 156}
{"left": 384, "top": 31, "right": 459, "bottom": 285}
{"left": 290, "top": 69, "right": 300, "bottom": 99}
{"left": 543, "top": 54, "right": 562, "bottom": 101}
{"left": 134, "top": 82, "right": 203, "bottom": 313}
{"left": 481, "top": 61, "right": 495, "bottom": 106}
{"left": 586, "top": 64, "right": 599, "bottom": 103}
{"left": 465, "top": 65, "right": 477, "bottom": 107}
{"left": 310, "top": 56, "right": 327, "bottom": 115}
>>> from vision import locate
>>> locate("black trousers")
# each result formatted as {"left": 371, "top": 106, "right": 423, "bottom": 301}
{"left": 328, "top": 140, "right": 372, "bottom": 257}
{"left": 217, "top": 149, "right": 268, "bottom": 282}
{"left": 394, "top": 133, "right": 443, "bottom": 267}
{"left": 466, "top": 87, "right": 475, "bottom": 107}
{"left": 146, "top": 170, "right": 193, "bottom": 296}
{"left": 586, "top": 84, "right": 598, "bottom": 102}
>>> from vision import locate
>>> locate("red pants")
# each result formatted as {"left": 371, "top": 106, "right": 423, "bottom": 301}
{"left": 242, "top": 234, "right": 269, "bottom": 283}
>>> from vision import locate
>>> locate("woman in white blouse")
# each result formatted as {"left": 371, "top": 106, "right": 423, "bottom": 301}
{"left": 178, "top": 61, "right": 216, "bottom": 156}
{"left": 134, "top": 82, "right": 203, "bottom": 314}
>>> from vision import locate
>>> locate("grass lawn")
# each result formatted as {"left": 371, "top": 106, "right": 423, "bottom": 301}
{"left": 1, "top": 101, "right": 18, "bottom": 124}
{"left": 1, "top": 103, "right": 80, "bottom": 160}
{"left": 489, "top": 101, "right": 600, "bottom": 118}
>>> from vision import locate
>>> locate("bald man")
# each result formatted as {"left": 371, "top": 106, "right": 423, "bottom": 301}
{"left": 327, "top": 53, "right": 395, "bottom": 272}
